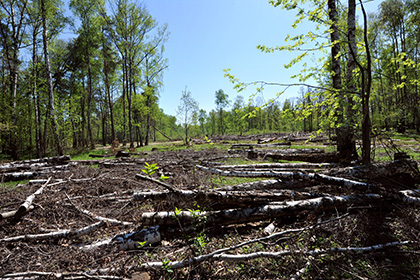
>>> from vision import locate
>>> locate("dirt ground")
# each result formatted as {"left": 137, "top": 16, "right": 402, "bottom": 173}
{"left": 1, "top": 137, "right": 420, "bottom": 279}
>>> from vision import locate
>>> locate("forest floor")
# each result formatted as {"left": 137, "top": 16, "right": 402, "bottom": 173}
{"left": 1, "top": 133, "right": 420, "bottom": 279}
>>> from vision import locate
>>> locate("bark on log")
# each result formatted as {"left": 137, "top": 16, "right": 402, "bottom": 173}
{"left": 133, "top": 189, "right": 322, "bottom": 209}
{"left": 1, "top": 171, "right": 37, "bottom": 182}
{"left": 214, "top": 179, "right": 313, "bottom": 192}
{"left": 230, "top": 143, "right": 291, "bottom": 149}
{"left": 140, "top": 194, "right": 381, "bottom": 227}
{"left": 324, "top": 159, "right": 420, "bottom": 186}
{"left": 249, "top": 150, "right": 340, "bottom": 163}
{"left": 0, "top": 205, "right": 34, "bottom": 221}
{"left": 196, "top": 165, "right": 369, "bottom": 189}
{"left": 216, "top": 162, "right": 339, "bottom": 170}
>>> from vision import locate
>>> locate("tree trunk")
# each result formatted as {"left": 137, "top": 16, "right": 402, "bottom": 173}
{"left": 328, "top": 0, "right": 355, "bottom": 163}
{"left": 41, "top": 0, "right": 62, "bottom": 156}
{"left": 87, "top": 45, "right": 95, "bottom": 150}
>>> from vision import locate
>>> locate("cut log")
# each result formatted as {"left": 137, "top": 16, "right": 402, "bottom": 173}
{"left": 140, "top": 194, "right": 382, "bottom": 227}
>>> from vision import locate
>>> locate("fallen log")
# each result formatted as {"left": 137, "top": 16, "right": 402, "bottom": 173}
{"left": 133, "top": 189, "right": 322, "bottom": 209}
{"left": 140, "top": 194, "right": 382, "bottom": 227}
{"left": 0, "top": 205, "right": 34, "bottom": 221}
{"left": 13, "top": 177, "right": 52, "bottom": 221}
{"left": 230, "top": 143, "right": 291, "bottom": 149}
{"left": 215, "top": 162, "right": 338, "bottom": 170}
{"left": 196, "top": 165, "right": 369, "bottom": 189}
{"left": 0, "top": 155, "right": 70, "bottom": 169}
{"left": 323, "top": 159, "right": 420, "bottom": 187}
{"left": 214, "top": 179, "right": 313, "bottom": 191}
{"left": 249, "top": 150, "right": 340, "bottom": 163}
{"left": 1, "top": 171, "right": 37, "bottom": 182}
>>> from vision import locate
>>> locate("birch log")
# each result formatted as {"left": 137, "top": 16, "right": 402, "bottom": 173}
{"left": 13, "top": 177, "right": 52, "bottom": 221}
{"left": 134, "top": 189, "right": 322, "bottom": 209}
{"left": 196, "top": 165, "right": 369, "bottom": 189}
{"left": 140, "top": 194, "right": 381, "bottom": 227}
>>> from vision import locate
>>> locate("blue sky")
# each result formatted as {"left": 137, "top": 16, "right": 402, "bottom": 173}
{"left": 143, "top": 0, "right": 381, "bottom": 117}
{"left": 144, "top": 0, "right": 310, "bottom": 117}
{"left": 58, "top": 0, "right": 381, "bottom": 118}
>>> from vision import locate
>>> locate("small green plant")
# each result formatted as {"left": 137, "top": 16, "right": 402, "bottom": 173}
{"left": 161, "top": 259, "right": 174, "bottom": 273}
{"left": 204, "top": 135, "right": 214, "bottom": 145}
{"left": 142, "top": 162, "right": 159, "bottom": 176}
{"left": 159, "top": 174, "right": 169, "bottom": 181}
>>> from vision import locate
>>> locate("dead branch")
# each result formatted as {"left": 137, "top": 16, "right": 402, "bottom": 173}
{"left": 13, "top": 177, "right": 52, "bottom": 221}
{"left": 65, "top": 193, "right": 133, "bottom": 226}
{"left": 0, "top": 221, "right": 105, "bottom": 243}
{"left": 0, "top": 271, "right": 123, "bottom": 279}
{"left": 140, "top": 194, "right": 381, "bottom": 227}
{"left": 135, "top": 173, "right": 177, "bottom": 192}
{"left": 213, "top": 241, "right": 411, "bottom": 262}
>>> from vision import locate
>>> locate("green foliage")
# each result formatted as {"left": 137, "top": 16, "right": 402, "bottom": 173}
{"left": 142, "top": 162, "right": 159, "bottom": 176}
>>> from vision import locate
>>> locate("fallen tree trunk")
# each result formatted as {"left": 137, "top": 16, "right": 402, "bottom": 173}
{"left": 323, "top": 159, "right": 420, "bottom": 187}
{"left": 140, "top": 194, "right": 382, "bottom": 227}
{"left": 196, "top": 165, "right": 369, "bottom": 189}
{"left": 0, "top": 205, "right": 34, "bottom": 221}
{"left": 215, "top": 162, "right": 339, "bottom": 170}
{"left": 133, "top": 189, "right": 322, "bottom": 209}
{"left": 213, "top": 179, "right": 313, "bottom": 192}
{"left": 249, "top": 150, "right": 340, "bottom": 163}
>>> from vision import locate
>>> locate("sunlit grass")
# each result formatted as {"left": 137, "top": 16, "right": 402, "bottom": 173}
{"left": 0, "top": 180, "right": 28, "bottom": 191}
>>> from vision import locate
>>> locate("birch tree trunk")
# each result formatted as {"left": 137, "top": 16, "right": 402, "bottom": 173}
{"left": 41, "top": 0, "right": 63, "bottom": 156}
